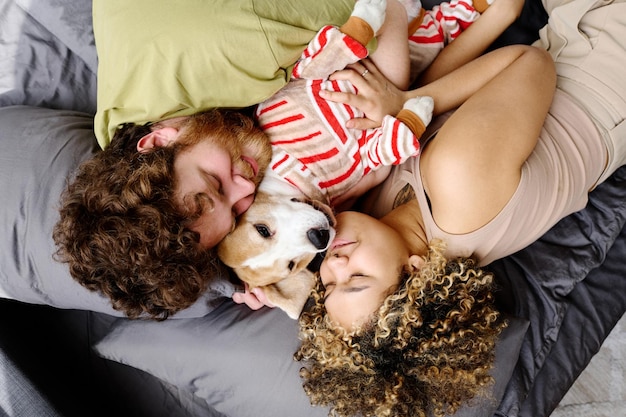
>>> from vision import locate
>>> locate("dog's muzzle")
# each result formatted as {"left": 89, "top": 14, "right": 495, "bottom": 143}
{"left": 290, "top": 197, "right": 337, "bottom": 227}
{"left": 290, "top": 197, "right": 336, "bottom": 251}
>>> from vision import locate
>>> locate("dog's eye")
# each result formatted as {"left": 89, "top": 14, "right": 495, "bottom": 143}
{"left": 254, "top": 224, "right": 272, "bottom": 238}
{"left": 288, "top": 261, "right": 295, "bottom": 271}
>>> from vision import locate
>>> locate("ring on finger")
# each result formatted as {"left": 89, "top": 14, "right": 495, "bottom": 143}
{"left": 361, "top": 69, "right": 369, "bottom": 77}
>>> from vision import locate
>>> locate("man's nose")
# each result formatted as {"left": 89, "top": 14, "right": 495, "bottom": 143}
{"left": 229, "top": 175, "right": 256, "bottom": 215}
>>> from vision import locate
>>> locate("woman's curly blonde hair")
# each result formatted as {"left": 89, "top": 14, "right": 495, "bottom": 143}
{"left": 295, "top": 240, "right": 506, "bottom": 417}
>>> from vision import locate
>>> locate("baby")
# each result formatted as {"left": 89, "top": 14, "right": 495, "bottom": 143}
{"left": 255, "top": 0, "right": 491, "bottom": 206}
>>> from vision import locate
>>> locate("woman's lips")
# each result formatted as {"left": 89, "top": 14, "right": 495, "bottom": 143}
{"left": 330, "top": 238, "right": 355, "bottom": 252}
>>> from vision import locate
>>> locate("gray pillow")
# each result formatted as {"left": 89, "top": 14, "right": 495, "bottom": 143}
{"left": 0, "top": 105, "right": 233, "bottom": 318}
{"left": 0, "top": 106, "right": 108, "bottom": 310}
{"left": 95, "top": 299, "right": 529, "bottom": 417}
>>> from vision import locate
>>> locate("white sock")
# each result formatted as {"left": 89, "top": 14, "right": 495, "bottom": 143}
{"left": 403, "top": 96, "right": 434, "bottom": 126}
{"left": 351, "top": 0, "right": 387, "bottom": 34}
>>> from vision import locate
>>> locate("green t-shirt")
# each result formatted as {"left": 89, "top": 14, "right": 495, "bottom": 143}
{"left": 93, "top": 0, "right": 354, "bottom": 148}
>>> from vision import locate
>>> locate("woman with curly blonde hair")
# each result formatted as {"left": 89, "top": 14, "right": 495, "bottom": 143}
{"left": 293, "top": 0, "right": 626, "bottom": 413}
{"left": 296, "top": 239, "right": 506, "bottom": 417}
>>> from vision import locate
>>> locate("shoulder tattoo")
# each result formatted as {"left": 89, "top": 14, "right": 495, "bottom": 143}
{"left": 393, "top": 183, "right": 416, "bottom": 209}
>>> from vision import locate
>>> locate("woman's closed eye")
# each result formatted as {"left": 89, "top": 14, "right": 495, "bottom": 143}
{"left": 323, "top": 275, "right": 371, "bottom": 297}
{"left": 323, "top": 284, "right": 372, "bottom": 305}
{"left": 343, "top": 285, "right": 370, "bottom": 293}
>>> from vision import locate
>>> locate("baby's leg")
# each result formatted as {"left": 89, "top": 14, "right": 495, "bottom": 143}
{"left": 408, "top": 0, "right": 482, "bottom": 81}
{"left": 348, "top": 0, "right": 410, "bottom": 90}
{"left": 369, "top": 0, "right": 411, "bottom": 89}
{"left": 416, "top": 0, "right": 524, "bottom": 85}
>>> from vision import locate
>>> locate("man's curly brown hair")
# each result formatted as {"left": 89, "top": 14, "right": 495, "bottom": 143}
{"left": 295, "top": 241, "right": 506, "bottom": 417}
{"left": 53, "top": 109, "right": 264, "bottom": 319}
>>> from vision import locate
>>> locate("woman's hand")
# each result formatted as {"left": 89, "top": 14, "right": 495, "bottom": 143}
{"left": 320, "top": 58, "right": 407, "bottom": 130}
{"left": 232, "top": 282, "right": 275, "bottom": 310}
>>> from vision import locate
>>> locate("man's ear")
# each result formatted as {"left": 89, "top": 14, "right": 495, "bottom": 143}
{"left": 136, "top": 127, "right": 180, "bottom": 153}
{"left": 408, "top": 254, "right": 425, "bottom": 271}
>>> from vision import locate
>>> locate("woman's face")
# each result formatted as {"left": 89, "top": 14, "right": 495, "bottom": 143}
{"left": 319, "top": 211, "right": 414, "bottom": 329}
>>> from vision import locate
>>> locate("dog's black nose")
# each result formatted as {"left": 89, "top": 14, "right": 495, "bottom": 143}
{"left": 307, "top": 228, "right": 330, "bottom": 250}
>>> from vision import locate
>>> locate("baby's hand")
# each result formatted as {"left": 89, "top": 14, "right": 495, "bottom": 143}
{"left": 352, "top": 0, "right": 387, "bottom": 34}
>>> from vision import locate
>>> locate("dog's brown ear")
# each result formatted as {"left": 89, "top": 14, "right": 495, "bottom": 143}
{"left": 231, "top": 264, "right": 284, "bottom": 288}
{"left": 217, "top": 232, "right": 251, "bottom": 267}
{"left": 261, "top": 270, "right": 316, "bottom": 319}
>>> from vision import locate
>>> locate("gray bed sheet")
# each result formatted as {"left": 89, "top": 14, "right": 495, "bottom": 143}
{"left": 490, "top": 165, "right": 626, "bottom": 416}
{"left": 0, "top": 0, "right": 96, "bottom": 113}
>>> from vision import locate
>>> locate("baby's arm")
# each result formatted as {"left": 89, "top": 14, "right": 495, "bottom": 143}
{"left": 292, "top": 0, "right": 391, "bottom": 81}
{"left": 395, "top": 96, "right": 434, "bottom": 143}
{"left": 361, "top": 96, "right": 434, "bottom": 168}
{"left": 332, "top": 96, "right": 433, "bottom": 210}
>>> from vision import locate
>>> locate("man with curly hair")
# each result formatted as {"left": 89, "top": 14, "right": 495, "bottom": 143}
{"left": 53, "top": 0, "right": 362, "bottom": 320}
{"left": 53, "top": 109, "right": 272, "bottom": 319}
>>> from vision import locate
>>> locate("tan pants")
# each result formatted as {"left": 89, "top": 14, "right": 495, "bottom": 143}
{"left": 534, "top": 0, "right": 626, "bottom": 183}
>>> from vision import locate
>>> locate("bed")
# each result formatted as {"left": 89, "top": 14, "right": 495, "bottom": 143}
{"left": 0, "top": 0, "right": 624, "bottom": 416}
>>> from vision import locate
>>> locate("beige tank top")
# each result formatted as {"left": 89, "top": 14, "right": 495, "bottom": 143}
{"left": 361, "top": 90, "right": 606, "bottom": 266}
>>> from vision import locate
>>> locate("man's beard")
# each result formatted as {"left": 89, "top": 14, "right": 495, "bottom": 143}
{"left": 177, "top": 110, "right": 272, "bottom": 186}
